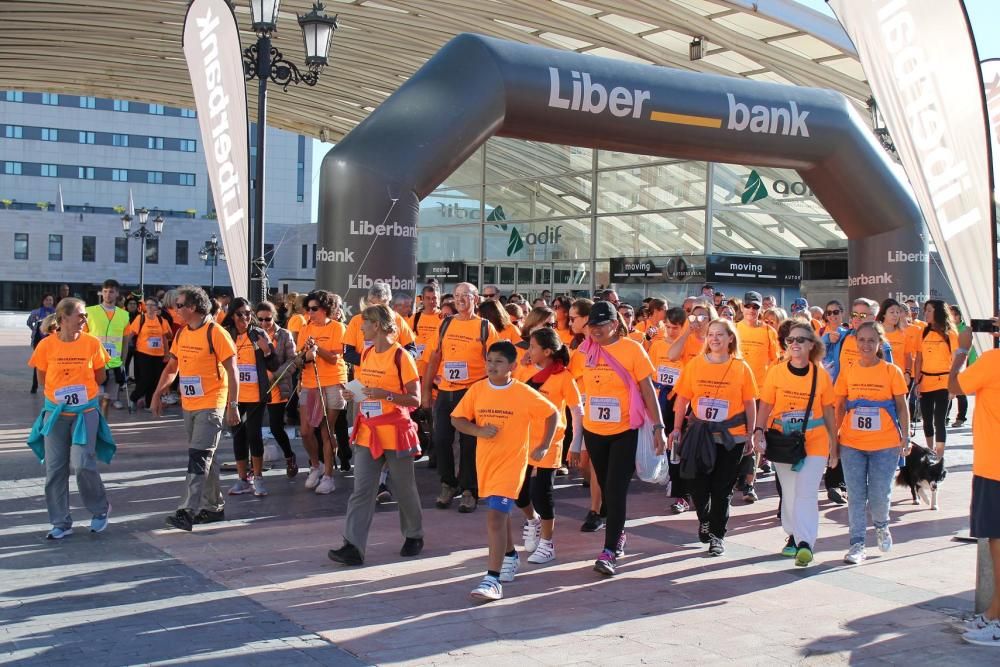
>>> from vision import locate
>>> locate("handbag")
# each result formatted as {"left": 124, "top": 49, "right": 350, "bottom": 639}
{"left": 764, "top": 363, "right": 817, "bottom": 465}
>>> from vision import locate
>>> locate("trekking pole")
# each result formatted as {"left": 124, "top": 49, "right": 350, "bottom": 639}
{"left": 309, "top": 344, "right": 338, "bottom": 456}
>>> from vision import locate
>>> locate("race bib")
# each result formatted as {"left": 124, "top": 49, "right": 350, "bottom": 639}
{"left": 237, "top": 364, "right": 258, "bottom": 385}
{"left": 55, "top": 384, "right": 86, "bottom": 406}
{"left": 852, "top": 406, "right": 881, "bottom": 431}
{"left": 179, "top": 375, "right": 205, "bottom": 398}
{"left": 360, "top": 400, "right": 383, "bottom": 418}
{"left": 657, "top": 365, "right": 680, "bottom": 386}
{"left": 415, "top": 344, "right": 426, "bottom": 360}
{"left": 781, "top": 410, "right": 806, "bottom": 431}
{"left": 697, "top": 397, "right": 729, "bottom": 422}
{"left": 104, "top": 342, "right": 117, "bottom": 357}
{"left": 147, "top": 337, "right": 162, "bottom": 350}
{"left": 589, "top": 396, "right": 621, "bottom": 423}
{"left": 444, "top": 361, "right": 469, "bottom": 382}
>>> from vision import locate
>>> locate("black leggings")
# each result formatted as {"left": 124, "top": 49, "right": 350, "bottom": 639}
{"left": 130, "top": 352, "right": 164, "bottom": 406}
{"left": 584, "top": 428, "right": 638, "bottom": 552}
{"left": 515, "top": 466, "right": 556, "bottom": 520}
{"left": 688, "top": 442, "right": 744, "bottom": 538}
{"left": 233, "top": 402, "right": 265, "bottom": 461}
{"left": 920, "top": 388, "right": 949, "bottom": 443}
{"left": 267, "top": 403, "right": 294, "bottom": 458}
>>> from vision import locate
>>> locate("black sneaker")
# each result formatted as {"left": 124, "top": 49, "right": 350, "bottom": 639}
{"left": 400, "top": 537, "right": 424, "bottom": 557}
{"left": 192, "top": 509, "right": 226, "bottom": 525}
{"left": 165, "top": 510, "right": 193, "bottom": 532}
{"left": 827, "top": 487, "right": 847, "bottom": 505}
{"left": 376, "top": 483, "right": 393, "bottom": 504}
{"left": 580, "top": 510, "right": 605, "bottom": 532}
{"left": 328, "top": 542, "right": 364, "bottom": 566}
{"left": 698, "top": 521, "right": 711, "bottom": 544}
{"left": 708, "top": 535, "right": 725, "bottom": 556}
{"left": 743, "top": 485, "right": 759, "bottom": 504}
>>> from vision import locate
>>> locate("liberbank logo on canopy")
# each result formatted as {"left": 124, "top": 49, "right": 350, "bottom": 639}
{"left": 546, "top": 68, "right": 810, "bottom": 137}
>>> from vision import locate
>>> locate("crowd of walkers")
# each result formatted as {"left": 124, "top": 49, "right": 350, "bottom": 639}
{"left": 22, "top": 278, "right": 1000, "bottom": 645}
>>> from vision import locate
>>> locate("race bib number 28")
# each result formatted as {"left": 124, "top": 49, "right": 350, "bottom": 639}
{"left": 55, "top": 384, "right": 86, "bottom": 405}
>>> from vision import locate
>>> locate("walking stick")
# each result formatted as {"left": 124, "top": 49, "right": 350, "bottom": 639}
{"left": 309, "top": 344, "right": 339, "bottom": 458}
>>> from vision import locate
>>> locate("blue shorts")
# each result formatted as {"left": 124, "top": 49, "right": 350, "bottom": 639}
{"left": 484, "top": 495, "right": 515, "bottom": 513}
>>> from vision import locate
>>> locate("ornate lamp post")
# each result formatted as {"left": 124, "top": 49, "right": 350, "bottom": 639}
{"left": 243, "top": 0, "right": 338, "bottom": 303}
{"left": 199, "top": 233, "right": 226, "bottom": 292}
{"left": 122, "top": 207, "right": 164, "bottom": 299}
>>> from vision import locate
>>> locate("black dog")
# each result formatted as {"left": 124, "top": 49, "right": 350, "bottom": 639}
{"left": 895, "top": 444, "right": 947, "bottom": 510}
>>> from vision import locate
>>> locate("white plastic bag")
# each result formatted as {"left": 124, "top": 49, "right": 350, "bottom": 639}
{"left": 635, "top": 422, "right": 669, "bottom": 484}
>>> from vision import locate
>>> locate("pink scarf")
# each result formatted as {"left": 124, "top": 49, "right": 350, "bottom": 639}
{"left": 579, "top": 336, "right": 648, "bottom": 429}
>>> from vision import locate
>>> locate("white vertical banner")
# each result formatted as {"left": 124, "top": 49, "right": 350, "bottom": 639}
{"left": 829, "top": 0, "right": 997, "bottom": 344}
{"left": 182, "top": 0, "right": 249, "bottom": 297}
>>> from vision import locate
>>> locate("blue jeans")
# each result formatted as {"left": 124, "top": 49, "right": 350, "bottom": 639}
{"left": 840, "top": 446, "right": 898, "bottom": 546}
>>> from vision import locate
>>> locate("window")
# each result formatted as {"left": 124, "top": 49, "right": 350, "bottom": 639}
{"left": 180, "top": 108, "right": 197, "bottom": 118}
{"left": 146, "top": 238, "right": 159, "bottom": 264}
{"left": 147, "top": 136, "right": 163, "bottom": 150}
{"left": 5, "top": 91, "right": 23, "bottom": 102}
{"left": 179, "top": 139, "right": 197, "bottom": 152}
{"left": 312, "top": 244, "right": 317, "bottom": 268}
{"left": 148, "top": 103, "right": 164, "bottom": 115}
{"left": 4, "top": 125, "right": 23, "bottom": 138}
{"left": 114, "top": 237, "right": 128, "bottom": 263}
{"left": 112, "top": 133, "right": 129, "bottom": 147}
{"left": 82, "top": 235, "right": 96, "bottom": 262}
{"left": 112, "top": 169, "right": 128, "bottom": 182}
{"left": 79, "top": 96, "right": 96, "bottom": 109}
{"left": 78, "top": 166, "right": 95, "bottom": 180}
{"left": 179, "top": 173, "right": 196, "bottom": 186}
{"left": 4, "top": 162, "right": 22, "bottom": 175}
{"left": 14, "top": 233, "right": 28, "bottom": 260}
{"left": 113, "top": 99, "right": 129, "bottom": 112}
{"left": 301, "top": 244, "right": 308, "bottom": 269}
{"left": 176, "top": 239, "right": 188, "bottom": 265}
{"left": 41, "top": 164, "right": 58, "bottom": 177}
{"left": 264, "top": 243, "right": 275, "bottom": 267}
{"left": 48, "top": 234, "right": 63, "bottom": 261}
{"left": 147, "top": 171, "right": 163, "bottom": 184}
{"left": 42, "top": 93, "right": 59, "bottom": 105}
{"left": 78, "top": 131, "right": 95, "bottom": 144}
{"left": 297, "top": 135, "right": 306, "bottom": 202}
{"left": 41, "top": 128, "right": 58, "bottom": 141}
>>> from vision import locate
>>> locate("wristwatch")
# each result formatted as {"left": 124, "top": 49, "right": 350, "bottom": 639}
{"left": 753, "top": 426, "right": 765, "bottom": 434}
{"left": 386, "top": 392, "right": 394, "bottom": 402}
{"left": 228, "top": 401, "right": 238, "bottom": 409}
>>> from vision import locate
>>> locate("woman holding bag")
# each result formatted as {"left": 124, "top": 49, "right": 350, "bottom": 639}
{"left": 753, "top": 322, "right": 838, "bottom": 566}
{"left": 568, "top": 301, "right": 666, "bottom": 577}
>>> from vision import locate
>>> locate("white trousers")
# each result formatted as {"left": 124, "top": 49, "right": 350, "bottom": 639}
{"left": 773, "top": 455, "right": 827, "bottom": 549}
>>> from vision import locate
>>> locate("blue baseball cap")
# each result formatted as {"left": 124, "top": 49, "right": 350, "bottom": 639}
{"left": 791, "top": 297, "right": 808, "bottom": 313}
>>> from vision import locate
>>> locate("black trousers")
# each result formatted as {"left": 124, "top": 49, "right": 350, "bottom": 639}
{"left": 688, "top": 442, "right": 744, "bottom": 538}
{"left": 824, "top": 461, "right": 845, "bottom": 490}
{"left": 955, "top": 395, "right": 969, "bottom": 421}
{"left": 584, "top": 428, "right": 638, "bottom": 552}
{"left": 233, "top": 402, "right": 265, "bottom": 462}
{"left": 130, "top": 352, "right": 165, "bottom": 406}
{"left": 267, "top": 402, "right": 294, "bottom": 458}
{"left": 433, "top": 388, "right": 477, "bottom": 494}
{"left": 920, "top": 388, "right": 950, "bottom": 443}
{"left": 515, "top": 466, "right": 557, "bottom": 520}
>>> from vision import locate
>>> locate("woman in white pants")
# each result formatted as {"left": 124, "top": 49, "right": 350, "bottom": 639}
{"left": 753, "top": 321, "right": 838, "bottom": 566}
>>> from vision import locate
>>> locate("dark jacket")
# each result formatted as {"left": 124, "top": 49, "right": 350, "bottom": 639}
{"left": 679, "top": 413, "right": 747, "bottom": 480}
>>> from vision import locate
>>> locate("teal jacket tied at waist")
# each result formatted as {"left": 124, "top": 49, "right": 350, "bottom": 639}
{"left": 27, "top": 397, "right": 117, "bottom": 464}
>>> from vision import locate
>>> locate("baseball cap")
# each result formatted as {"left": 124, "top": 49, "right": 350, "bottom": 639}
{"left": 587, "top": 301, "right": 618, "bottom": 326}
{"left": 791, "top": 297, "right": 808, "bottom": 313}
{"left": 744, "top": 291, "right": 763, "bottom": 306}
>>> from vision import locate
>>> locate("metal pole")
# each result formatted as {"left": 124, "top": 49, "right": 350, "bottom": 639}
{"left": 250, "top": 34, "right": 270, "bottom": 303}
{"left": 210, "top": 249, "right": 216, "bottom": 292}
{"left": 139, "top": 233, "right": 146, "bottom": 299}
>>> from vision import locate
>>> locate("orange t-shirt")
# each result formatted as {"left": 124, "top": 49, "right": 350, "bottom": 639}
{"left": 499, "top": 323, "right": 522, "bottom": 344}
{"left": 297, "top": 320, "right": 348, "bottom": 387}
{"left": 434, "top": 316, "right": 501, "bottom": 391}
{"left": 556, "top": 327, "right": 575, "bottom": 346}
{"left": 169, "top": 322, "right": 237, "bottom": 411}
{"left": 354, "top": 343, "right": 421, "bottom": 451}
{"left": 676, "top": 355, "right": 758, "bottom": 437}
{"left": 287, "top": 313, "right": 307, "bottom": 336}
{"left": 918, "top": 329, "right": 959, "bottom": 392}
{"left": 761, "top": 362, "right": 835, "bottom": 457}
{"left": 408, "top": 310, "right": 443, "bottom": 374}
{"left": 883, "top": 327, "right": 909, "bottom": 373}
{"left": 233, "top": 330, "right": 273, "bottom": 404}
{"left": 569, "top": 337, "right": 655, "bottom": 436}
{"left": 646, "top": 338, "right": 685, "bottom": 389}
{"left": 29, "top": 333, "right": 110, "bottom": 406}
{"left": 451, "top": 378, "right": 557, "bottom": 498}
{"left": 736, "top": 320, "right": 779, "bottom": 387}
{"left": 958, "top": 349, "right": 1000, "bottom": 481}
{"left": 344, "top": 312, "right": 415, "bottom": 352}
{"left": 126, "top": 314, "right": 170, "bottom": 357}
{"left": 514, "top": 364, "right": 582, "bottom": 468}
{"left": 838, "top": 333, "right": 862, "bottom": 373}
{"left": 834, "top": 360, "right": 907, "bottom": 451}
{"left": 628, "top": 330, "right": 645, "bottom": 344}
{"left": 680, "top": 333, "right": 706, "bottom": 365}
{"left": 215, "top": 309, "right": 227, "bottom": 324}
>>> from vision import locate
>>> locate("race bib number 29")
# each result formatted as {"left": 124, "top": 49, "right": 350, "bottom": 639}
{"left": 179, "top": 376, "right": 205, "bottom": 397}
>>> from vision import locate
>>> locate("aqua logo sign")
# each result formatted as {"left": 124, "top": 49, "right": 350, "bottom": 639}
{"left": 742, "top": 169, "right": 768, "bottom": 204}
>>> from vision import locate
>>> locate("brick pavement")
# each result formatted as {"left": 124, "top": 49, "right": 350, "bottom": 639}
{"left": 0, "top": 328, "right": 995, "bottom": 665}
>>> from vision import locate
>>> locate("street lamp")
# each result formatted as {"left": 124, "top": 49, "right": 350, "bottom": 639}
{"left": 243, "top": 0, "right": 338, "bottom": 304}
{"left": 122, "top": 207, "right": 164, "bottom": 299}
{"left": 198, "top": 233, "right": 226, "bottom": 292}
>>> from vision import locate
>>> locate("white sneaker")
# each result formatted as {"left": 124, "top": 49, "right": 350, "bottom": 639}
{"left": 304, "top": 466, "right": 322, "bottom": 489}
{"left": 522, "top": 517, "right": 542, "bottom": 553}
{"left": 965, "top": 614, "right": 992, "bottom": 632}
{"left": 844, "top": 543, "right": 867, "bottom": 565}
{"left": 470, "top": 575, "right": 502, "bottom": 602}
{"left": 228, "top": 479, "right": 253, "bottom": 495}
{"left": 315, "top": 475, "right": 336, "bottom": 494}
{"left": 527, "top": 539, "right": 555, "bottom": 564}
{"left": 876, "top": 526, "right": 893, "bottom": 552}
{"left": 499, "top": 553, "right": 519, "bottom": 582}
{"left": 112, "top": 400, "right": 125, "bottom": 409}
{"left": 963, "top": 619, "right": 1000, "bottom": 646}
{"left": 252, "top": 476, "right": 268, "bottom": 497}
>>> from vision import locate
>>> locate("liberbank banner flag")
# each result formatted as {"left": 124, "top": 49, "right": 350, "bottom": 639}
{"left": 829, "top": 0, "right": 997, "bottom": 342}
{"left": 182, "top": 0, "right": 250, "bottom": 297}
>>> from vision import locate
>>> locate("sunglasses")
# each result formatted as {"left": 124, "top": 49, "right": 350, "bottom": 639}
{"left": 785, "top": 336, "right": 811, "bottom": 345}
{"left": 176, "top": 302, "right": 190, "bottom": 309}
{"left": 688, "top": 314, "right": 709, "bottom": 323}
{"left": 745, "top": 304, "right": 761, "bottom": 310}
{"left": 307, "top": 306, "right": 323, "bottom": 312}
{"left": 544, "top": 321, "right": 556, "bottom": 328}
{"left": 825, "top": 309, "right": 841, "bottom": 316}
{"left": 851, "top": 312, "right": 870, "bottom": 319}
{"left": 257, "top": 316, "right": 272, "bottom": 322}
{"left": 235, "top": 311, "right": 252, "bottom": 318}
{"left": 74, "top": 311, "right": 88, "bottom": 319}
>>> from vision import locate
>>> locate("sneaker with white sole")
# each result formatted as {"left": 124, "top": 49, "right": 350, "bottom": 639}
{"left": 315, "top": 475, "right": 336, "bottom": 494}
{"left": 46, "top": 526, "right": 73, "bottom": 540}
{"left": 112, "top": 400, "right": 125, "bottom": 409}
{"left": 527, "top": 539, "right": 555, "bottom": 564}
{"left": 593, "top": 549, "right": 616, "bottom": 576}
{"left": 470, "top": 575, "right": 502, "bottom": 602}
{"left": 962, "top": 619, "right": 1000, "bottom": 646}
{"left": 252, "top": 476, "right": 268, "bottom": 497}
{"left": 499, "top": 553, "right": 519, "bottom": 582}
{"left": 304, "top": 466, "right": 322, "bottom": 490}
{"left": 844, "top": 543, "right": 867, "bottom": 565}
{"left": 228, "top": 479, "right": 253, "bottom": 495}
{"left": 614, "top": 531, "right": 627, "bottom": 558}
{"left": 964, "top": 614, "right": 993, "bottom": 632}
{"left": 522, "top": 518, "right": 542, "bottom": 553}
{"left": 90, "top": 504, "right": 111, "bottom": 533}
{"left": 876, "top": 526, "right": 893, "bottom": 552}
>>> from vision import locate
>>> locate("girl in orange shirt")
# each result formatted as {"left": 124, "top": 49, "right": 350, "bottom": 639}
{"left": 480, "top": 300, "right": 522, "bottom": 344}
{"left": 914, "top": 300, "right": 958, "bottom": 457}
{"left": 551, "top": 295, "right": 575, "bottom": 346}
{"left": 126, "top": 297, "right": 172, "bottom": 410}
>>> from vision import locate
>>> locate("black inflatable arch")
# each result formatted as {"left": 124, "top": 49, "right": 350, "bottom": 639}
{"left": 316, "top": 34, "right": 926, "bottom": 301}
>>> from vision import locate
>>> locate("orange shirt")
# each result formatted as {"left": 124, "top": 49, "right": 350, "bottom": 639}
{"left": 452, "top": 378, "right": 557, "bottom": 498}
{"left": 434, "top": 316, "right": 501, "bottom": 391}
{"left": 646, "top": 338, "right": 684, "bottom": 388}
{"left": 838, "top": 333, "right": 862, "bottom": 373}
{"left": 233, "top": 330, "right": 272, "bottom": 404}
{"left": 761, "top": 362, "right": 835, "bottom": 457}
{"left": 680, "top": 333, "right": 706, "bottom": 365}
{"left": 297, "top": 320, "right": 347, "bottom": 387}
{"left": 408, "top": 310, "right": 443, "bottom": 374}
{"left": 958, "top": 349, "right": 1000, "bottom": 481}
{"left": 556, "top": 327, "right": 575, "bottom": 346}
{"left": 499, "top": 323, "right": 522, "bottom": 344}
{"left": 169, "top": 322, "right": 237, "bottom": 411}
{"left": 29, "top": 333, "right": 109, "bottom": 405}
{"left": 215, "top": 309, "right": 227, "bottom": 324}
{"left": 514, "top": 364, "right": 582, "bottom": 468}
{"left": 287, "top": 313, "right": 307, "bottom": 336}
{"left": 834, "top": 360, "right": 907, "bottom": 451}
{"left": 126, "top": 314, "right": 170, "bottom": 357}
{"left": 918, "top": 329, "right": 959, "bottom": 392}
{"left": 883, "top": 327, "right": 909, "bottom": 373}
{"left": 569, "top": 337, "right": 655, "bottom": 436}
{"left": 676, "top": 355, "right": 758, "bottom": 437}
{"left": 628, "top": 330, "right": 645, "bottom": 344}
{"left": 345, "top": 312, "right": 415, "bottom": 352}
{"left": 354, "top": 343, "right": 421, "bottom": 451}
{"left": 736, "top": 320, "right": 779, "bottom": 387}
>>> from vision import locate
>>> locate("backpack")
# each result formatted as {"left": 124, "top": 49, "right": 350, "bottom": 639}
{"left": 437, "top": 315, "right": 490, "bottom": 358}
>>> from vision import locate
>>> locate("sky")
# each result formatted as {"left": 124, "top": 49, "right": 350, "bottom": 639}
{"left": 309, "top": 0, "right": 1000, "bottom": 222}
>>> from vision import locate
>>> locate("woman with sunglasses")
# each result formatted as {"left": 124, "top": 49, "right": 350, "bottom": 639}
{"left": 820, "top": 301, "right": 845, "bottom": 338}
{"left": 617, "top": 304, "right": 645, "bottom": 344}
{"left": 126, "top": 298, "right": 173, "bottom": 411}
{"left": 913, "top": 299, "right": 958, "bottom": 457}
{"left": 754, "top": 322, "right": 837, "bottom": 566}
{"left": 638, "top": 298, "right": 667, "bottom": 346}
{"left": 256, "top": 301, "right": 300, "bottom": 478}
{"left": 222, "top": 298, "right": 278, "bottom": 497}
{"left": 667, "top": 300, "right": 717, "bottom": 365}
{"left": 551, "top": 296, "right": 576, "bottom": 346}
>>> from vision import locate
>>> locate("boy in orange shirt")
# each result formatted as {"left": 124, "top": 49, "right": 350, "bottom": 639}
{"left": 452, "top": 341, "right": 558, "bottom": 602}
